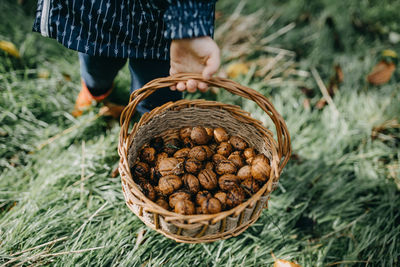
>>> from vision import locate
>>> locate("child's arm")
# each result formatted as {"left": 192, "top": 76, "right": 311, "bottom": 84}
{"left": 163, "top": 0, "right": 220, "bottom": 92}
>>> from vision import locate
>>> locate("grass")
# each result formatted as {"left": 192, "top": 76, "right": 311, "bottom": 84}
{"left": 1, "top": 0, "right": 399, "bottom": 266}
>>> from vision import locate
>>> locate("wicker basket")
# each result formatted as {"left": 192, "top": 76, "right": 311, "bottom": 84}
{"left": 118, "top": 73, "right": 291, "bottom": 243}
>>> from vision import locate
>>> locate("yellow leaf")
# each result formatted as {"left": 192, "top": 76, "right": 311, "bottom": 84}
{"left": 382, "top": 49, "right": 397, "bottom": 59}
{"left": 272, "top": 252, "right": 302, "bottom": 267}
{"left": 274, "top": 259, "right": 302, "bottom": 267}
{"left": 226, "top": 62, "right": 249, "bottom": 78}
{"left": 0, "top": 40, "right": 20, "bottom": 58}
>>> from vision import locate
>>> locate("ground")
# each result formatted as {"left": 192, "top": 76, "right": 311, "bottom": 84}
{"left": 0, "top": 0, "right": 399, "bottom": 266}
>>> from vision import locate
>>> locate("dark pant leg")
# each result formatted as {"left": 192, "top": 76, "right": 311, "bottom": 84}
{"left": 79, "top": 52, "right": 127, "bottom": 96}
{"left": 128, "top": 59, "right": 182, "bottom": 114}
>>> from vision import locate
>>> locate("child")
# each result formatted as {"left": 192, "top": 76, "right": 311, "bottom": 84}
{"left": 33, "top": 0, "right": 220, "bottom": 116}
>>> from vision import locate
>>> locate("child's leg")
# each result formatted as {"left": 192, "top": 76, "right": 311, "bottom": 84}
{"left": 72, "top": 53, "right": 128, "bottom": 117}
{"left": 129, "top": 59, "right": 182, "bottom": 114}
{"left": 79, "top": 52, "right": 127, "bottom": 96}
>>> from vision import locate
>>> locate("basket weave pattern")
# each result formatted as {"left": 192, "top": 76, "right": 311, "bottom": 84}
{"left": 118, "top": 73, "right": 291, "bottom": 243}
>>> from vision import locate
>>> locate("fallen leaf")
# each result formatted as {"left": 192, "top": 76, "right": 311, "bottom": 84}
{"left": 99, "top": 102, "right": 126, "bottom": 119}
{"left": 38, "top": 69, "right": 50, "bottom": 79}
{"left": 0, "top": 40, "right": 20, "bottom": 58}
{"left": 315, "top": 98, "right": 327, "bottom": 110}
{"left": 272, "top": 252, "right": 302, "bottom": 267}
{"left": 367, "top": 61, "right": 396, "bottom": 85}
{"left": 226, "top": 62, "right": 249, "bottom": 78}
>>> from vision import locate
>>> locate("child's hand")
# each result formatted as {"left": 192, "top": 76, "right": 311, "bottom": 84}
{"left": 169, "top": 36, "right": 220, "bottom": 93}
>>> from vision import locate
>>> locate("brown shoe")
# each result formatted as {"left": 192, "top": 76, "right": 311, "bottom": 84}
{"left": 72, "top": 80, "right": 113, "bottom": 117}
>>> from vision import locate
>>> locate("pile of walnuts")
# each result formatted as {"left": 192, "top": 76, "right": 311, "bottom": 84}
{"left": 131, "top": 126, "right": 271, "bottom": 215}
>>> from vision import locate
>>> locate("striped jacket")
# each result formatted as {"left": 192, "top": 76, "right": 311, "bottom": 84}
{"left": 33, "top": 0, "right": 216, "bottom": 60}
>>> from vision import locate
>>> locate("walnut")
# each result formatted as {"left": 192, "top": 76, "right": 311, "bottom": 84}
{"left": 182, "top": 137, "right": 195, "bottom": 148}
{"left": 174, "top": 199, "right": 195, "bottom": 215}
{"left": 179, "top": 127, "right": 192, "bottom": 140}
{"left": 173, "top": 148, "right": 191, "bottom": 159}
{"left": 158, "top": 175, "right": 182, "bottom": 195}
{"left": 226, "top": 186, "right": 245, "bottom": 209}
{"left": 182, "top": 173, "right": 200, "bottom": 194}
{"left": 202, "top": 145, "right": 213, "bottom": 159}
{"left": 241, "top": 178, "right": 260, "bottom": 196}
{"left": 229, "top": 136, "right": 248, "bottom": 151}
{"left": 141, "top": 183, "right": 156, "bottom": 201}
{"left": 169, "top": 191, "right": 192, "bottom": 208}
{"left": 205, "top": 127, "right": 214, "bottom": 139}
{"left": 140, "top": 147, "right": 156, "bottom": 165}
{"left": 214, "top": 191, "right": 227, "bottom": 210}
{"left": 164, "top": 138, "right": 181, "bottom": 155}
{"left": 190, "top": 126, "right": 210, "bottom": 145}
{"left": 155, "top": 152, "right": 168, "bottom": 168}
{"left": 158, "top": 157, "right": 184, "bottom": 176}
{"left": 198, "top": 169, "right": 218, "bottom": 190}
{"left": 156, "top": 197, "right": 170, "bottom": 210}
{"left": 213, "top": 127, "right": 229, "bottom": 143}
{"left": 228, "top": 153, "right": 244, "bottom": 168}
{"left": 154, "top": 185, "right": 163, "bottom": 197}
{"left": 216, "top": 142, "right": 233, "bottom": 157}
{"left": 243, "top": 148, "right": 256, "bottom": 160}
{"left": 185, "top": 158, "right": 202, "bottom": 174}
{"left": 195, "top": 190, "right": 212, "bottom": 206}
{"left": 237, "top": 165, "right": 252, "bottom": 181}
{"left": 204, "top": 161, "right": 214, "bottom": 171}
{"left": 201, "top": 197, "right": 222, "bottom": 214}
{"left": 150, "top": 136, "right": 164, "bottom": 152}
{"left": 251, "top": 154, "right": 271, "bottom": 182}
{"left": 218, "top": 174, "right": 239, "bottom": 191}
{"left": 208, "top": 142, "right": 218, "bottom": 152}
{"left": 215, "top": 160, "right": 237, "bottom": 175}
{"left": 188, "top": 146, "right": 207, "bottom": 161}
{"left": 212, "top": 153, "right": 226, "bottom": 165}
{"left": 132, "top": 162, "right": 150, "bottom": 178}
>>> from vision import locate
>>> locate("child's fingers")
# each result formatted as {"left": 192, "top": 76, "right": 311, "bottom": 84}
{"left": 186, "top": 79, "right": 197, "bottom": 93}
{"left": 202, "top": 48, "right": 220, "bottom": 79}
{"left": 198, "top": 82, "right": 208, "bottom": 92}
{"left": 169, "top": 68, "right": 177, "bottom": 76}
{"left": 177, "top": 82, "right": 186, "bottom": 91}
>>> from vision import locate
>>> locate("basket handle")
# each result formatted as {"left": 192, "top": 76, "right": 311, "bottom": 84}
{"left": 119, "top": 73, "right": 291, "bottom": 171}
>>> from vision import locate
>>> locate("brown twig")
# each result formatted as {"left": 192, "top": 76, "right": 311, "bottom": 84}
{"left": 311, "top": 67, "right": 339, "bottom": 116}
{"left": 10, "top": 236, "right": 69, "bottom": 256}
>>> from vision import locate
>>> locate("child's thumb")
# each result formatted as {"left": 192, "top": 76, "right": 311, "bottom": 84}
{"left": 202, "top": 49, "right": 220, "bottom": 79}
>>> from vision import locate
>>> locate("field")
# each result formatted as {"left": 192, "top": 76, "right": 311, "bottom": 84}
{"left": 1, "top": 0, "right": 399, "bottom": 266}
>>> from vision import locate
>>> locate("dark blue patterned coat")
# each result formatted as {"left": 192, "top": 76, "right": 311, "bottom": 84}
{"left": 33, "top": 0, "right": 216, "bottom": 60}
